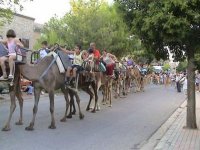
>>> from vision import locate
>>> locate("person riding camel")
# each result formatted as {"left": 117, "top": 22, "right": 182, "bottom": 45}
{"left": 0, "top": 29, "right": 24, "bottom": 80}
{"left": 127, "top": 56, "right": 135, "bottom": 69}
{"left": 90, "top": 42, "right": 101, "bottom": 69}
{"left": 101, "top": 49, "right": 116, "bottom": 78}
{"left": 60, "top": 44, "right": 85, "bottom": 85}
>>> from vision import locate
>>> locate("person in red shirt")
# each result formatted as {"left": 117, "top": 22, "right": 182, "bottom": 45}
{"left": 90, "top": 42, "right": 100, "bottom": 60}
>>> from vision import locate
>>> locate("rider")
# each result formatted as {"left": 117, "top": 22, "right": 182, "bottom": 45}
{"left": 127, "top": 56, "right": 135, "bottom": 69}
{"left": 101, "top": 49, "right": 116, "bottom": 78}
{"left": 39, "top": 41, "right": 50, "bottom": 59}
{"left": 60, "top": 44, "right": 85, "bottom": 85}
{"left": 0, "top": 29, "right": 24, "bottom": 80}
{"left": 90, "top": 42, "right": 101, "bottom": 69}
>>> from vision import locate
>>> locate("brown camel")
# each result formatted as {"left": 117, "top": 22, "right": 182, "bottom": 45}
{"left": 130, "top": 66, "right": 144, "bottom": 92}
{"left": 63, "top": 71, "right": 99, "bottom": 119}
{"left": 20, "top": 55, "right": 85, "bottom": 130}
{"left": 113, "top": 63, "right": 128, "bottom": 98}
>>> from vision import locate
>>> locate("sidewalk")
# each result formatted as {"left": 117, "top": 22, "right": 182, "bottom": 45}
{"left": 141, "top": 92, "right": 200, "bottom": 150}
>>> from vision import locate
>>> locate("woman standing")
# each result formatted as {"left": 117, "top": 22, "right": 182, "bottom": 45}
{"left": 0, "top": 29, "right": 24, "bottom": 79}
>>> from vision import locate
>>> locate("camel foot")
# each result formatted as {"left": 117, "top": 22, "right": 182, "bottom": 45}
{"left": 114, "top": 95, "right": 118, "bottom": 99}
{"left": 108, "top": 105, "right": 112, "bottom": 107}
{"left": 96, "top": 107, "right": 100, "bottom": 111}
{"left": 72, "top": 111, "right": 76, "bottom": 115}
{"left": 2, "top": 126, "right": 11, "bottom": 131}
{"left": 60, "top": 117, "right": 66, "bottom": 122}
{"left": 25, "top": 126, "right": 34, "bottom": 131}
{"left": 91, "top": 109, "right": 96, "bottom": 113}
{"left": 15, "top": 121, "right": 23, "bottom": 125}
{"left": 67, "top": 114, "right": 72, "bottom": 119}
{"left": 79, "top": 113, "right": 84, "bottom": 120}
{"left": 86, "top": 107, "right": 90, "bottom": 111}
{"left": 123, "top": 92, "right": 126, "bottom": 96}
{"left": 48, "top": 124, "right": 56, "bottom": 129}
{"left": 102, "top": 102, "right": 106, "bottom": 105}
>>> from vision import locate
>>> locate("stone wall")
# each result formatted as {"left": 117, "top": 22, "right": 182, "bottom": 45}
{"left": 0, "top": 13, "right": 35, "bottom": 49}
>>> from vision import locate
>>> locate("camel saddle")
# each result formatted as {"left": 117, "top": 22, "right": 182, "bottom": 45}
{"left": 50, "top": 51, "right": 72, "bottom": 73}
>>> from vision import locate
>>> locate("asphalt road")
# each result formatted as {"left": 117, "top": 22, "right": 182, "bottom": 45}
{"left": 0, "top": 84, "right": 185, "bottom": 150}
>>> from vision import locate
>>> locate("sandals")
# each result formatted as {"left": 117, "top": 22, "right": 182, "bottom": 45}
{"left": 8, "top": 75, "right": 14, "bottom": 79}
{"left": 0, "top": 76, "right": 8, "bottom": 80}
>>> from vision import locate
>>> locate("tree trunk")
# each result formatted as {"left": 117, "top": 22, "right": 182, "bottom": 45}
{"left": 186, "top": 48, "right": 197, "bottom": 129}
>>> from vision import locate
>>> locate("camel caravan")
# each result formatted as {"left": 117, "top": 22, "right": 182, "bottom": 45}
{"left": 0, "top": 29, "right": 146, "bottom": 131}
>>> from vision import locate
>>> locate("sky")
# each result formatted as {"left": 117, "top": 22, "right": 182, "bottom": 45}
{"left": 20, "top": 0, "right": 71, "bottom": 24}
{"left": 19, "top": 0, "right": 113, "bottom": 24}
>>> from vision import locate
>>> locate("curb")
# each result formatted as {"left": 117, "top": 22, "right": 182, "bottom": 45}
{"left": 140, "top": 100, "right": 187, "bottom": 150}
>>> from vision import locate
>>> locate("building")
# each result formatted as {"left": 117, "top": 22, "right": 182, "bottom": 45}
{"left": 0, "top": 13, "right": 43, "bottom": 49}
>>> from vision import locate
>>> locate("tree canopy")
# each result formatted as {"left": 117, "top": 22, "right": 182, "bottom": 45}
{"left": 116, "top": 0, "right": 200, "bottom": 60}
{"left": 0, "top": 0, "right": 33, "bottom": 27}
{"left": 36, "top": 0, "right": 143, "bottom": 58}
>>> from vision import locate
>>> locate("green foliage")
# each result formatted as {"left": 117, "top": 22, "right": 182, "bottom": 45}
{"left": 163, "top": 63, "right": 171, "bottom": 71}
{"left": 0, "top": 0, "right": 33, "bottom": 28}
{"left": 176, "top": 60, "right": 187, "bottom": 72}
{"left": 115, "top": 0, "right": 200, "bottom": 61}
{"left": 35, "top": 0, "right": 141, "bottom": 57}
{"left": 194, "top": 53, "right": 200, "bottom": 71}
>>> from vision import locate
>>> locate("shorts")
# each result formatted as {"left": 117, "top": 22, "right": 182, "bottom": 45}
{"left": 72, "top": 65, "right": 84, "bottom": 72}
{"left": 8, "top": 53, "right": 16, "bottom": 56}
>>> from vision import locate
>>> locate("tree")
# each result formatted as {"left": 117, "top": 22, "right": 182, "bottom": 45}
{"left": 163, "top": 63, "right": 171, "bottom": 72}
{"left": 0, "top": 0, "right": 33, "bottom": 28}
{"left": 116, "top": 0, "right": 200, "bottom": 128}
{"left": 36, "top": 0, "right": 138, "bottom": 57}
{"left": 176, "top": 60, "right": 187, "bottom": 72}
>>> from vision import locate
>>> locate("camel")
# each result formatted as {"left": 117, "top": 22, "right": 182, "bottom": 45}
{"left": 21, "top": 55, "right": 86, "bottom": 130}
{"left": 101, "top": 75, "right": 114, "bottom": 107}
{"left": 2, "top": 52, "right": 86, "bottom": 131}
{"left": 63, "top": 71, "right": 99, "bottom": 119}
{"left": 128, "top": 66, "right": 144, "bottom": 92}
{"left": 113, "top": 62, "right": 129, "bottom": 98}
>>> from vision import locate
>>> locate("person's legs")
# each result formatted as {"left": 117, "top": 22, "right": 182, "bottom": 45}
{"left": 65, "top": 66, "right": 72, "bottom": 85}
{"left": 8, "top": 55, "right": 16, "bottom": 78}
{"left": 72, "top": 67, "right": 77, "bottom": 78}
{"left": 0, "top": 56, "right": 8, "bottom": 78}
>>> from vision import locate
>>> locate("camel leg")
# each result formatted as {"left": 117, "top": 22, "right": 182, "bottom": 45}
{"left": 25, "top": 88, "right": 41, "bottom": 131}
{"left": 48, "top": 91, "right": 56, "bottom": 129}
{"left": 122, "top": 78, "right": 127, "bottom": 96}
{"left": 114, "top": 80, "right": 120, "bottom": 99}
{"left": 101, "top": 85, "right": 106, "bottom": 105}
{"left": 72, "top": 98, "right": 76, "bottom": 114}
{"left": 15, "top": 91, "right": 23, "bottom": 125}
{"left": 66, "top": 92, "right": 74, "bottom": 119}
{"left": 84, "top": 87, "right": 94, "bottom": 111}
{"left": 60, "top": 87, "right": 70, "bottom": 122}
{"left": 73, "top": 91, "right": 84, "bottom": 119}
{"left": 108, "top": 81, "right": 113, "bottom": 107}
{"left": 2, "top": 90, "right": 16, "bottom": 131}
{"left": 91, "top": 82, "right": 98, "bottom": 113}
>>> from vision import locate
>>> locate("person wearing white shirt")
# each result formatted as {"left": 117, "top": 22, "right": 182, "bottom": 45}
{"left": 39, "top": 41, "right": 49, "bottom": 59}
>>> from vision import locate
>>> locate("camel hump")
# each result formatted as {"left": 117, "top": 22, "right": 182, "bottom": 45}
{"left": 57, "top": 50, "right": 72, "bottom": 70}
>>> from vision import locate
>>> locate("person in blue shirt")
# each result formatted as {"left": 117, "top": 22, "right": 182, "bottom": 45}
{"left": 24, "top": 82, "right": 34, "bottom": 95}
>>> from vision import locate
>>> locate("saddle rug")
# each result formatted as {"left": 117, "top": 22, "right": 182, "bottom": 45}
{"left": 51, "top": 51, "right": 72, "bottom": 73}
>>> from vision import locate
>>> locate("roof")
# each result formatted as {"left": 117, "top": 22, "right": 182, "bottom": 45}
{"left": 14, "top": 13, "right": 35, "bottom": 21}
